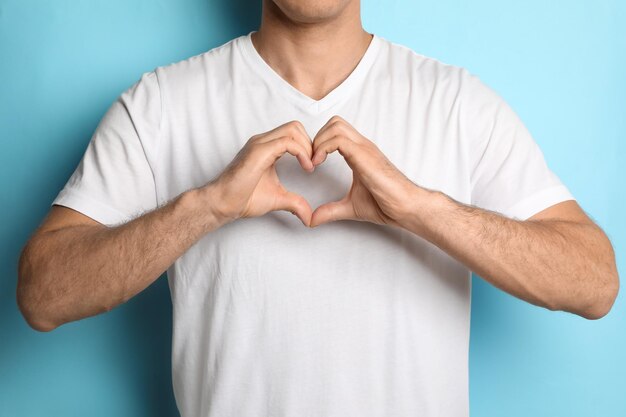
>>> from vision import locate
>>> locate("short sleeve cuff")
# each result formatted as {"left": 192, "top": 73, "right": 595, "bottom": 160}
{"left": 51, "top": 187, "right": 132, "bottom": 227}
{"left": 503, "top": 184, "right": 576, "bottom": 221}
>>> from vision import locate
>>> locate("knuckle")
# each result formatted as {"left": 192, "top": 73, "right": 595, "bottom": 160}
{"left": 329, "top": 121, "right": 342, "bottom": 132}
{"left": 289, "top": 119, "right": 304, "bottom": 128}
{"left": 288, "top": 126, "right": 301, "bottom": 140}
{"left": 287, "top": 120, "right": 304, "bottom": 133}
{"left": 328, "top": 122, "right": 346, "bottom": 139}
{"left": 335, "top": 124, "right": 348, "bottom": 137}
{"left": 329, "top": 115, "right": 343, "bottom": 124}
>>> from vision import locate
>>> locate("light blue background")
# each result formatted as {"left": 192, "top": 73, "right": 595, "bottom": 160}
{"left": 1, "top": 0, "right": 624, "bottom": 416}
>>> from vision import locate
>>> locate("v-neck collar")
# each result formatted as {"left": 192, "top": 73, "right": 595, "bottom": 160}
{"left": 239, "top": 30, "right": 382, "bottom": 114}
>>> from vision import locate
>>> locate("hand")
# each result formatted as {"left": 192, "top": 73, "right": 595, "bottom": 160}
{"left": 208, "top": 120, "right": 315, "bottom": 226}
{"left": 309, "top": 115, "right": 417, "bottom": 228}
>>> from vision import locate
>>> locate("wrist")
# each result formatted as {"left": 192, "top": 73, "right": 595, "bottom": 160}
{"left": 396, "top": 185, "right": 447, "bottom": 237}
{"left": 177, "top": 184, "right": 231, "bottom": 234}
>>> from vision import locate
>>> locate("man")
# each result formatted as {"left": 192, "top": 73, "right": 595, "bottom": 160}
{"left": 17, "top": 0, "right": 619, "bottom": 416}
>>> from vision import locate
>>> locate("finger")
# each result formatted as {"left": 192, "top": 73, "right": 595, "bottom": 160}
{"left": 255, "top": 120, "right": 313, "bottom": 159}
{"left": 311, "top": 135, "right": 356, "bottom": 167}
{"left": 313, "top": 115, "right": 349, "bottom": 142}
{"left": 259, "top": 135, "right": 315, "bottom": 172}
{"left": 312, "top": 116, "right": 338, "bottom": 143}
{"left": 290, "top": 121, "right": 314, "bottom": 155}
{"left": 274, "top": 190, "right": 313, "bottom": 227}
{"left": 279, "top": 121, "right": 313, "bottom": 160}
{"left": 313, "top": 115, "right": 361, "bottom": 149}
{"left": 312, "top": 126, "right": 360, "bottom": 165}
{"left": 313, "top": 118, "right": 349, "bottom": 148}
{"left": 310, "top": 198, "right": 355, "bottom": 227}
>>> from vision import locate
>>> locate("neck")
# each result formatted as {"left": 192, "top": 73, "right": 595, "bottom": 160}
{"left": 252, "top": 1, "right": 372, "bottom": 101}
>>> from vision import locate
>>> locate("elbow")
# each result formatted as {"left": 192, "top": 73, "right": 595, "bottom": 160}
{"left": 572, "top": 235, "right": 620, "bottom": 320}
{"left": 17, "top": 293, "right": 59, "bottom": 332}
{"left": 579, "top": 275, "right": 619, "bottom": 320}
{"left": 17, "top": 243, "right": 60, "bottom": 332}
{"left": 19, "top": 310, "right": 59, "bottom": 332}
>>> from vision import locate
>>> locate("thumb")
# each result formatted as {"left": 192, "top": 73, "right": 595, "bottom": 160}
{"left": 274, "top": 190, "right": 313, "bottom": 227}
{"left": 310, "top": 198, "right": 355, "bottom": 228}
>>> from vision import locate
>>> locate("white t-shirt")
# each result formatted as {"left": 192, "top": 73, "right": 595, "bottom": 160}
{"left": 52, "top": 31, "right": 575, "bottom": 417}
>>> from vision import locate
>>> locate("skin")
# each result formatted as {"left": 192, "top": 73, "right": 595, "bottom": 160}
{"left": 17, "top": 0, "right": 619, "bottom": 331}
{"left": 308, "top": 115, "right": 619, "bottom": 319}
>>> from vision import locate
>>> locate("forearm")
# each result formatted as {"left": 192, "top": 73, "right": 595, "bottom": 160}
{"left": 18, "top": 185, "right": 223, "bottom": 331}
{"left": 399, "top": 188, "right": 619, "bottom": 319}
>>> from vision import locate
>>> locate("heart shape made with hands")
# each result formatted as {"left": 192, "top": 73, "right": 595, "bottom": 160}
{"left": 271, "top": 115, "right": 410, "bottom": 229}
{"left": 275, "top": 141, "right": 352, "bottom": 225}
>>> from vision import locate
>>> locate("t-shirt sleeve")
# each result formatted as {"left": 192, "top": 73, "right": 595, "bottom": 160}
{"left": 51, "top": 71, "right": 161, "bottom": 226}
{"left": 462, "top": 69, "right": 575, "bottom": 220}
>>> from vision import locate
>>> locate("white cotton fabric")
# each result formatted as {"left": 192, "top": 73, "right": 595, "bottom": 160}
{"left": 52, "top": 31, "right": 575, "bottom": 417}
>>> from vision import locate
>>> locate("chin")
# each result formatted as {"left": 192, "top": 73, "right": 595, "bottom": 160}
{"left": 270, "top": 0, "right": 354, "bottom": 24}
